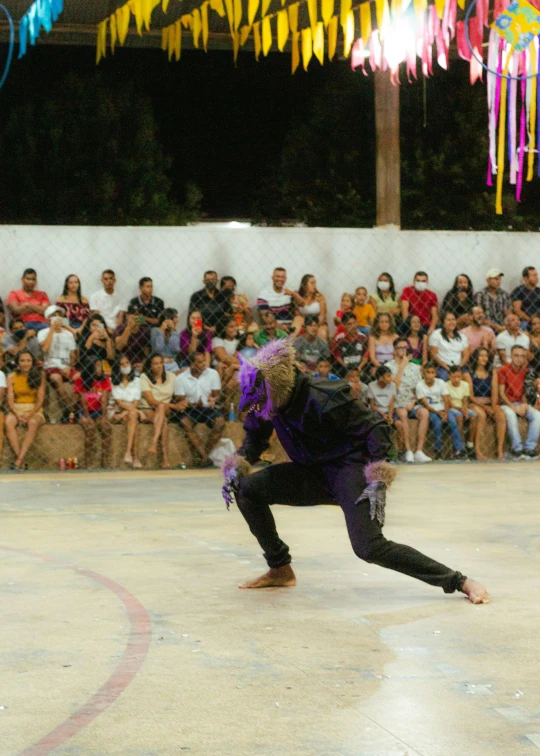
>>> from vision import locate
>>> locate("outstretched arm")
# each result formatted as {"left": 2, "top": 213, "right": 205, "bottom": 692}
{"left": 221, "top": 414, "right": 274, "bottom": 508}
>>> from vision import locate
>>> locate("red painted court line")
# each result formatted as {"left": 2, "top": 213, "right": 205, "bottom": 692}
{"left": 0, "top": 545, "right": 152, "bottom": 756}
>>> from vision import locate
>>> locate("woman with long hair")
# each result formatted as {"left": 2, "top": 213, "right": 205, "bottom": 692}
{"left": 5, "top": 351, "right": 46, "bottom": 470}
{"left": 403, "top": 314, "right": 428, "bottom": 364}
{"left": 139, "top": 353, "right": 176, "bottom": 469}
{"left": 220, "top": 276, "right": 252, "bottom": 331}
{"left": 292, "top": 274, "right": 328, "bottom": 340}
{"left": 212, "top": 318, "right": 241, "bottom": 405}
{"left": 368, "top": 313, "right": 397, "bottom": 369}
{"left": 74, "top": 357, "right": 112, "bottom": 469}
{"left": 465, "top": 347, "right": 506, "bottom": 460}
{"left": 369, "top": 272, "right": 400, "bottom": 318}
{"left": 428, "top": 311, "right": 470, "bottom": 380}
{"left": 442, "top": 274, "right": 475, "bottom": 326}
{"left": 56, "top": 274, "right": 90, "bottom": 336}
{"left": 179, "top": 310, "right": 212, "bottom": 368}
{"left": 78, "top": 314, "right": 115, "bottom": 366}
{"left": 110, "top": 356, "right": 145, "bottom": 468}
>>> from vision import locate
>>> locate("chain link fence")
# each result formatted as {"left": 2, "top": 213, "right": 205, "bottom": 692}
{"left": 0, "top": 223, "right": 539, "bottom": 472}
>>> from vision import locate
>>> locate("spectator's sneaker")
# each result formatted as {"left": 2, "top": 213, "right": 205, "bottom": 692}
{"left": 414, "top": 450, "right": 432, "bottom": 464}
{"left": 509, "top": 448, "right": 524, "bottom": 461}
{"left": 454, "top": 450, "right": 468, "bottom": 461}
{"left": 523, "top": 450, "right": 539, "bottom": 460}
{"left": 404, "top": 450, "right": 415, "bottom": 464}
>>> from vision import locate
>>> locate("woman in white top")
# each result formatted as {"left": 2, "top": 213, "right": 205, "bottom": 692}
{"left": 212, "top": 318, "right": 240, "bottom": 404}
{"left": 110, "top": 356, "right": 145, "bottom": 468}
{"left": 428, "top": 311, "right": 470, "bottom": 380}
{"left": 292, "top": 274, "right": 328, "bottom": 340}
{"left": 139, "top": 353, "right": 177, "bottom": 469}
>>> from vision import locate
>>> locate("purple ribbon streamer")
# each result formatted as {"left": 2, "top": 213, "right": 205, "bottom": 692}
{"left": 516, "top": 54, "right": 526, "bottom": 202}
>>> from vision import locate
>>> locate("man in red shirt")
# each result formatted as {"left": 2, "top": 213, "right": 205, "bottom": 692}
{"left": 498, "top": 345, "right": 540, "bottom": 460}
{"left": 400, "top": 271, "right": 439, "bottom": 334}
{"left": 7, "top": 269, "right": 50, "bottom": 332}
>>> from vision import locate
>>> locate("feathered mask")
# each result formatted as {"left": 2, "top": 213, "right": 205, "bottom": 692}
{"left": 238, "top": 338, "right": 297, "bottom": 419}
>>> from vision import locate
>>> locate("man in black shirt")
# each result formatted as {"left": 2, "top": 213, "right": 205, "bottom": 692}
{"left": 222, "top": 340, "right": 489, "bottom": 604}
{"left": 127, "top": 277, "right": 165, "bottom": 326}
{"left": 188, "top": 270, "right": 232, "bottom": 334}
{"left": 512, "top": 266, "right": 540, "bottom": 327}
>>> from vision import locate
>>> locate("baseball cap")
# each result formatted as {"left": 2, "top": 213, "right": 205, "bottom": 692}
{"left": 486, "top": 268, "right": 504, "bottom": 278}
{"left": 45, "top": 304, "right": 65, "bottom": 319}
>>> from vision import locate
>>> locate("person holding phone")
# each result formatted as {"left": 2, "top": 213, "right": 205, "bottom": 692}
{"left": 179, "top": 310, "right": 212, "bottom": 369}
{"left": 78, "top": 315, "right": 116, "bottom": 366}
{"left": 114, "top": 311, "right": 151, "bottom": 373}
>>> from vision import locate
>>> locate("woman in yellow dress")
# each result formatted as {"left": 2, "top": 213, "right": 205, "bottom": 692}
{"left": 5, "top": 350, "right": 46, "bottom": 470}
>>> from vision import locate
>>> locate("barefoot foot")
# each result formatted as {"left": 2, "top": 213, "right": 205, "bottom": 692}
{"left": 475, "top": 452, "right": 487, "bottom": 462}
{"left": 461, "top": 577, "right": 490, "bottom": 604}
{"left": 133, "top": 458, "right": 143, "bottom": 469}
{"left": 239, "top": 564, "right": 296, "bottom": 589}
{"left": 148, "top": 444, "right": 157, "bottom": 455}
{"left": 123, "top": 452, "right": 133, "bottom": 465}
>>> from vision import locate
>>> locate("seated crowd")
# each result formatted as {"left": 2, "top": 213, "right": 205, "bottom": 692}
{"left": 0, "top": 264, "right": 539, "bottom": 469}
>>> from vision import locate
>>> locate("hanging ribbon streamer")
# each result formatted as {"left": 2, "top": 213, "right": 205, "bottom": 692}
{"left": 0, "top": 3, "right": 14, "bottom": 90}
{"left": 19, "top": 0, "right": 63, "bottom": 58}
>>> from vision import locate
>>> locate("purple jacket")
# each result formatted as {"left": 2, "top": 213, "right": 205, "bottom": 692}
{"left": 179, "top": 328, "right": 212, "bottom": 359}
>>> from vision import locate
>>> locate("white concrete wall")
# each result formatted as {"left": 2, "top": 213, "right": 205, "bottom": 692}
{"left": 0, "top": 224, "right": 537, "bottom": 324}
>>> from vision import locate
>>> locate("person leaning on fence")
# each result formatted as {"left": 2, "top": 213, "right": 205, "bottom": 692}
{"left": 511, "top": 266, "right": 540, "bottom": 330}
{"left": 465, "top": 347, "right": 506, "bottom": 460}
{"left": 5, "top": 351, "right": 46, "bottom": 470}
{"left": 428, "top": 311, "right": 470, "bottom": 381}
{"left": 473, "top": 268, "right": 512, "bottom": 334}
{"left": 55, "top": 274, "right": 91, "bottom": 338}
{"left": 139, "top": 353, "right": 177, "bottom": 469}
{"left": 446, "top": 365, "right": 477, "bottom": 459}
{"left": 369, "top": 272, "right": 400, "bottom": 319}
{"left": 110, "top": 356, "right": 145, "bottom": 469}
{"left": 291, "top": 274, "right": 328, "bottom": 340}
{"left": 2, "top": 319, "right": 42, "bottom": 372}
{"left": 497, "top": 345, "right": 540, "bottom": 461}
{"left": 387, "top": 338, "right": 431, "bottom": 464}
{"left": 150, "top": 308, "right": 181, "bottom": 373}
{"left": 331, "top": 313, "right": 369, "bottom": 378}
{"left": 37, "top": 305, "right": 78, "bottom": 423}
{"left": 172, "top": 351, "right": 225, "bottom": 468}
{"left": 415, "top": 361, "right": 466, "bottom": 460}
{"left": 7, "top": 268, "right": 51, "bottom": 333}
{"left": 400, "top": 271, "right": 439, "bottom": 335}
{"left": 403, "top": 315, "right": 428, "bottom": 364}
{"left": 495, "top": 313, "right": 530, "bottom": 366}
{"left": 179, "top": 310, "right": 212, "bottom": 369}
{"left": 441, "top": 274, "right": 475, "bottom": 328}
{"left": 74, "top": 358, "right": 112, "bottom": 470}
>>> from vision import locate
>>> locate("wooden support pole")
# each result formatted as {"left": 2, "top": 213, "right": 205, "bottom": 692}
{"left": 375, "top": 68, "right": 401, "bottom": 228}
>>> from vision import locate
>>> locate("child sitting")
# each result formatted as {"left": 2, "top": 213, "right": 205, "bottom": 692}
{"left": 446, "top": 365, "right": 478, "bottom": 459}
{"left": 367, "top": 365, "right": 396, "bottom": 422}
{"left": 415, "top": 361, "right": 467, "bottom": 460}
{"left": 346, "top": 368, "right": 369, "bottom": 404}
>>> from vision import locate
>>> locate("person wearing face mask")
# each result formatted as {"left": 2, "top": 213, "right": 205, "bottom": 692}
{"left": 38, "top": 305, "right": 78, "bottom": 421}
{"left": 369, "top": 273, "right": 400, "bottom": 319}
{"left": 460, "top": 306, "right": 497, "bottom": 355}
{"left": 110, "top": 356, "right": 145, "bottom": 468}
{"left": 2, "top": 319, "right": 42, "bottom": 371}
{"left": 188, "top": 270, "right": 233, "bottom": 335}
{"left": 400, "top": 272, "right": 439, "bottom": 335}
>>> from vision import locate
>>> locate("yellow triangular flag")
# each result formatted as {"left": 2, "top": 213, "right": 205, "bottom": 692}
{"left": 313, "top": 21, "right": 324, "bottom": 63}
{"left": 234, "top": 0, "right": 242, "bottom": 29}
{"left": 161, "top": 26, "right": 168, "bottom": 49}
{"left": 301, "top": 27, "right": 312, "bottom": 69}
{"left": 375, "top": 0, "right": 389, "bottom": 35}
{"left": 288, "top": 2, "right": 299, "bottom": 32}
{"left": 307, "top": 0, "right": 318, "bottom": 33}
{"left": 413, "top": 0, "right": 427, "bottom": 17}
{"left": 327, "top": 15, "right": 337, "bottom": 59}
{"left": 340, "top": 0, "right": 351, "bottom": 27}
{"left": 233, "top": 31, "right": 240, "bottom": 62}
{"left": 210, "top": 0, "right": 226, "bottom": 16}
{"left": 192, "top": 8, "right": 202, "bottom": 47}
{"left": 240, "top": 24, "right": 251, "bottom": 44}
{"left": 162, "top": 0, "right": 170, "bottom": 10}
{"left": 128, "top": 0, "right": 143, "bottom": 36}
{"left": 141, "top": 0, "right": 153, "bottom": 30}
{"left": 181, "top": 13, "right": 193, "bottom": 28}
{"left": 434, "top": 0, "right": 445, "bottom": 18}
{"left": 360, "top": 1, "right": 371, "bottom": 44}
{"left": 253, "top": 21, "right": 261, "bottom": 59}
{"left": 343, "top": 9, "right": 354, "bottom": 55}
{"left": 321, "top": 0, "right": 334, "bottom": 27}
{"left": 224, "top": 0, "right": 234, "bottom": 32}
{"left": 262, "top": 0, "right": 272, "bottom": 14}
{"left": 262, "top": 16, "right": 272, "bottom": 54}
{"left": 277, "top": 9, "right": 289, "bottom": 50}
{"left": 96, "top": 19, "right": 108, "bottom": 64}
{"left": 110, "top": 12, "right": 117, "bottom": 53}
{"left": 168, "top": 23, "right": 175, "bottom": 58}
{"left": 202, "top": 2, "right": 209, "bottom": 49}
{"left": 291, "top": 30, "right": 300, "bottom": 71}
{"left": 248, "top": 0, "right": 260, "bottom": 25}
{"left": 527, "top": 41, "right": 537, "bottom": 181}
{"left": 175, "top": 19, "right": 181, "bottom": 59}
{"left": 116, "top": 4, "right": 130, "bottom": 45}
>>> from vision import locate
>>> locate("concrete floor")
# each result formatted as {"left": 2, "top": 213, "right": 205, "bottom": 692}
{"left": 1, "top": 464, "right": 539, "bottom": 756}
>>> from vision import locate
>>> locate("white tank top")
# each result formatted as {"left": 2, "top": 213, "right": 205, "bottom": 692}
{"left": 299, "top": 300, "right": 321, "bottom": 316}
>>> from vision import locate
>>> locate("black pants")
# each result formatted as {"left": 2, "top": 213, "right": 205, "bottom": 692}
{"left": 237, "top": 460, "right": 466, "bottom": 594}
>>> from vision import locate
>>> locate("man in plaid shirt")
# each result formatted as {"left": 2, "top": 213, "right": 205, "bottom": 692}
{"left": 474, "top": 268, "right": 512, "bottom": 334}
